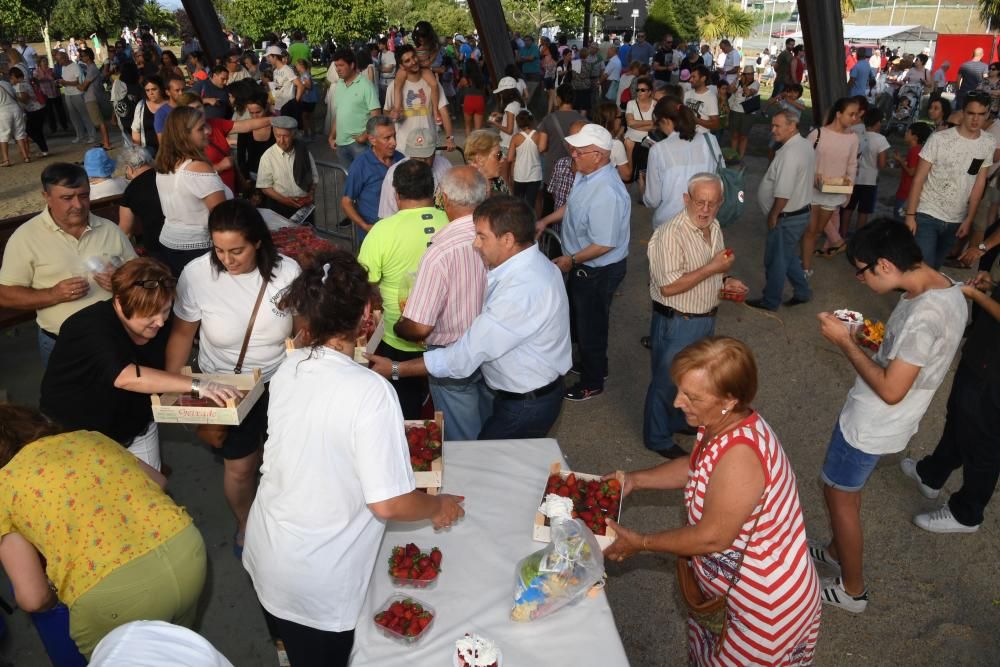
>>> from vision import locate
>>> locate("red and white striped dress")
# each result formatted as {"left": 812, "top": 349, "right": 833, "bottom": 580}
{"left": 684, "top": 411, "right": 821, "bottom": 666}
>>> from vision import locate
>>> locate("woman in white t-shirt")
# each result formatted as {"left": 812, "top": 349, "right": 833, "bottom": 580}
{"left": 625, "top": 76, "right": 656, "bottom": 188}
{"left": 166, "top": 200, "right": 301, "bottom": 558}
{"left": 728, "top": 66, "right": 761, "bottom": 159}
{"left": 644, "top": 101, "right": 721, "bottom": 228}
{"left": 154, "top": 106, "right": 233, "bottom": 277}
{"left": 241, "top": 251, "right": 465, "bottom": 665}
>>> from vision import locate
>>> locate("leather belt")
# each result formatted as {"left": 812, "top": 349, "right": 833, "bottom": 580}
{"left": 39, "top": 329, "right": 58, "bottom": 340}
{"left": 652, "top": 301, "right": 718, "bottom": 319}
{"left": 494, "top": 377, "right": 563, "bottom": 401}
{"left": 778, "top": 205, "right": 810, "bottom": 219}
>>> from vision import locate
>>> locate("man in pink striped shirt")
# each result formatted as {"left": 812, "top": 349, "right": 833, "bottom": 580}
{"left": 395, "top": 166, "right": 492, "bottom": 439}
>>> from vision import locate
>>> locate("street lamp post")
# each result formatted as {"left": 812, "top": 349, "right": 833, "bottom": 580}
{"left": 632, "top": 8, "right": 639, "bottom": 36}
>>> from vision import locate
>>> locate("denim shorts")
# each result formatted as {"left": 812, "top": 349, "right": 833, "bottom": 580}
{"left": 820, "top": 419, "right": 881, "bottom": 492}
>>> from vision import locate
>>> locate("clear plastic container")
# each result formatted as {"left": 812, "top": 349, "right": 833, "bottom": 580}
{"left": 373, "top": 594, "right": 435, "bottom": 645}
{"left": 389, "top": 572, "right": 439, "bottom": 589}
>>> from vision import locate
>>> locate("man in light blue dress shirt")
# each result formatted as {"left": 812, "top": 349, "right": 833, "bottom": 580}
{"left": 367, "top": 196, "right": 571, "bottom": 439}
{"left": 541, "top": 124, "right": 631, "bottom": 402}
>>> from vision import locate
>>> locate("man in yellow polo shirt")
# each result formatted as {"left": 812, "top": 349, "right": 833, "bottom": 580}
{"left": 0, "top": 163, "right": 136, "bottom": 366}
{"left": 357, "top": 159, "right": 449, "bottom": 417}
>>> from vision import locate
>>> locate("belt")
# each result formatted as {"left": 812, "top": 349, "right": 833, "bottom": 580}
{"left": 777, "top": 205, "right": 810, "bottom": 219}
{"left": 652, "top": 301, "right": 718, "bottom": 319}
{"left": 39, "top": 328, "right": 58, "bottom": 340}
{"left": 494, "top": 377, "right": 563, "bottom": 401}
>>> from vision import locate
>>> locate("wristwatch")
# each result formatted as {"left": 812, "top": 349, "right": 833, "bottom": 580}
{"left": 191, "top": 377, "right": 202, "bottom": 397}
{"left": 978, "top": 242, "right": 988, "bottom": 252}
{"left": 570, "top": 253, "right": 577, "bottom": 267}
{"left": 391, "top": 361, "right": 400, "bottom": 382}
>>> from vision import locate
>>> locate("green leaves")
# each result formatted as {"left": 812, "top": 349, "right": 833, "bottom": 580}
{"left": 696, "top": 1, "right": 756, "bottom": 41}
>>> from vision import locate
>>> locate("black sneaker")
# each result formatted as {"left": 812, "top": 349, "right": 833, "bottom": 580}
{"left": 568, "top": 365, "right": 608, "bottom": 380}
{"left": 564, "top": 385, "right": 603, "bottom": 401}
{"left": 745, "top": 298, "right": 777, "bottom": 312}
{"left": 639, "top": 336, "right": 651, "bottom": 349}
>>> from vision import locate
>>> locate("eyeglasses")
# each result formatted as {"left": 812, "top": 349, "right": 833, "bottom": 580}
{"left": 132, "top": 278, "right": 178, "bottom": 289}
{"left": 854, "top": 262, "right": 874, "bottom": 278}
{"left": 637, "top": 88, "right": 650, "bottom": 93}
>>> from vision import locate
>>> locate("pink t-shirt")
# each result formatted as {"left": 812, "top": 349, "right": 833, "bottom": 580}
{"left": 806, "top": 126, "right": 859, "bottom": 182}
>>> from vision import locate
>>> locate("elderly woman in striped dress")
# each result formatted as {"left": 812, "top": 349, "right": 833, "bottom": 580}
{"left": 604, "top": 336, "right": 821, "bottom": 666}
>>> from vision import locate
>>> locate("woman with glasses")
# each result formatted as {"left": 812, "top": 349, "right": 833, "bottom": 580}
{"left": 625, "top": 75, "right": 656, "bottom": 190}
{"left": 977, "top": 62, "right": 1000, "bottom": 119}
{"left": 166, "top": 200, "right": 301, "bottom": 558}
{"left": 728, "top": 66, "right": 760, "bottom": 160}
{"left": 464, "top": 128, "right": 509, "bottom": 195}
{"left": 39, "top": 258, "right": 241, "bottom": 470}
{"left": 130, "top": 75, "right": 167, "bottom": 153}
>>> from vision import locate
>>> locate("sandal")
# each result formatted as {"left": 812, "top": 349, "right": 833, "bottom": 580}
{"left": 0, "top": 161, "right": 10, "bottom": 168}
{"left": 821, "top": 244, "right": 846, "bottom": 257}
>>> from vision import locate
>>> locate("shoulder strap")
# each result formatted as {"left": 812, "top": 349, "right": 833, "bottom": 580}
{"left": 813, "top": 127, "right": 821, "bottom": 149}
{"left": 704, "top": 133, "right": 722, "bottom": 169}
{"left": 234, "top": 277, "right": 269, "bottom": 374}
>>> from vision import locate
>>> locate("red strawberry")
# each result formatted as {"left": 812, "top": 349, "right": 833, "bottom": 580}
{"left": 419, "top": 567, "right": 437, "bottom": 580}
{"left": 405, "top": 543, "right": 420, "bottom": 557}
{"left": 418, "top": 615, "right": 431, "bottom": 628}
{"left": 389, "top": 602, "right": 404, "bottom": 616}
{"left": 429, "top": 547, "right": 442, "bottom": 567}
{"left": 556, "top": 485, "right": 570, "bottom": 497}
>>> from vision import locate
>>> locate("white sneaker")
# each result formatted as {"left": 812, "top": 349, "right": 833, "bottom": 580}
{"left": 820, "top": 576, "right": 868, "bottom": 613}
{"left": 70, "top": 137, "right": 82, "bottom": 144}
{"left": 899, "top": 458, "right": 939, "bottom": 499}
{"left": 804, "top": 269, "right": 814, "bottom": 279}
{"left": 913, "top": 506, "right": 979, "bottom": 534}
{"left": 806, "top": 538, "right": 841, "bottom": 573}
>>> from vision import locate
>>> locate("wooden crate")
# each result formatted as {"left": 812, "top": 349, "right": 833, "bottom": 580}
{"left": 821, "top": 177, "right": 854, "bottom": 194}
{"left": 404, "top": 411, "right": 445, "bottom": 496}
{"left": 533, "top": 462, "right": 624, "bottom": 549}
{"left": 151, "top": 367, "right": 264, "bottom": 426}
{"left": 285, "top": 314, "right": 384, "bottom": 365}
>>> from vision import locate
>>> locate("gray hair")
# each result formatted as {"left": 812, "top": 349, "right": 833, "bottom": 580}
{"left": 773, "top": 110, "right": 800, "bottom": 128}
{"left": 366, "top": 115, "right": 395, "bottom": 136}
{"left": 440, "top": 166, "right": 488, "bottom": 208}
{"left": 688, "top": 172, "right": 724, "bottom": 195}
{"left": 118, "top": 145, "right": 154, "bottom": 170}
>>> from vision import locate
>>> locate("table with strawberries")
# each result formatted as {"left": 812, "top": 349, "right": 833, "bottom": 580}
{"left": 349, "top": 437, "right": 630, "bottom": 666}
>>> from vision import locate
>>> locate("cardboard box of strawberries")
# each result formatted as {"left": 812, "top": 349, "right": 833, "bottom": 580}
{"left": 403, "top": 412, "right": 444, "bottom": 494}
{"left": 534, "top": 463, "right": 624, "bottom": 548}
{"left": 271, "top": 226, "right": 338, "bottom": 266}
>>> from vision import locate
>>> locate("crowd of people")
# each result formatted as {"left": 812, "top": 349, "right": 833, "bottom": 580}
{"left": 0, "top": 18, "right": 997, "bottom": 667}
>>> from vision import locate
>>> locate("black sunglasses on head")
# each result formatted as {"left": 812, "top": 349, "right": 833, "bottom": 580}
{"left": 133, "top": 278, "right": 178, "bottom": 289}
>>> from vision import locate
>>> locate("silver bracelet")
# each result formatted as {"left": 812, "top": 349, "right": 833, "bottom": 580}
{"left": 191, "top": 377, "right": 202, "bottom": 397}
{"left": 391, "top": 361, "right": 400, "bottom": 382}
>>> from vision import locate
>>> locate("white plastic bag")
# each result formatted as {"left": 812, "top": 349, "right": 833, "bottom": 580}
{"left": 511, "top": 515, "right": 604, "bottom": 622}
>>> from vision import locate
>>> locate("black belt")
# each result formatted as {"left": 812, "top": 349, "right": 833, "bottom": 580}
{"left": 494, "top": 377, "right": 563, "bottom": 401}
{"left": 778, "top": 205, "right": 810, "bottom": 219}
{"left": 39, "top": 328, "right": 58, "bottom": 340}
{"left": 652, "top": 301, "right": 718, "bottom": 319}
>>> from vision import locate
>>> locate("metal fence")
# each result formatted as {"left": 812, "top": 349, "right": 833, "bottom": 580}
{"left": 314, "top": 159, "right": 355, "bottom": 251}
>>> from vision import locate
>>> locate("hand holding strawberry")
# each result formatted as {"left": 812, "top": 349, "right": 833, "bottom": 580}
{"left": 602, "top": 518, "right": 646, "bottom": 563}
{"left": 601, "top": 471, "right": 632, "bottom": 498}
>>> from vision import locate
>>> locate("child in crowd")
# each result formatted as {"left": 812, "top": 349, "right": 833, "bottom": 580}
{"left": 294, "top": 59, "right": 317, "bottom": 138}
{"left": 893, "top": 122, "right": 932, "bottom": 218}
{"left": 842, "top": 108, "right": 890, "bottom": 234}
{"left": 766, "top": 83, "right": 806, "bottom": 159}
{"left": 459, "top": 60, "right": 486, "bottom": 138}
{"left": 508, "top": 109, "right": 547, "bottom": 216}
{"left": 389, "top": 20, "right": 441, "bottom": 125}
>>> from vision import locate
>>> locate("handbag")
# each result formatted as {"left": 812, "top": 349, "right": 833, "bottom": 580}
{"left": 740, "top": 93, "right": 761, "bottom": 114}
{"left": 194, "top": 278, "right": 269, "bottom": 449}
{"left": 676, "top": 442, "right": 766, "bottom": 655}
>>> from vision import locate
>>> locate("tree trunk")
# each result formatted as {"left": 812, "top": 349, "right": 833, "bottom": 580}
{"left": 42, "top": 20, "right": 52, "bottom": 66}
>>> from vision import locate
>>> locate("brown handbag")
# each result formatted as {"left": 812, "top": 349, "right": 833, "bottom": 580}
{"left": 194, "top": 278, "right": 269, "bottom": 449}
{"left": 676, "top": 469, "right": 765, "bottom": 656}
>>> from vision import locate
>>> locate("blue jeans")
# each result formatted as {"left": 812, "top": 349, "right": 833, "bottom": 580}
{"left": 761, "top": 211, "right": 812, "bottom": 309}
{"left": 38, "top": 327, "right": 57, "bottom": 368}
{"left": 567, "top": 259, "right": 627, "bottom": 390}
{"left": 336, "top": 141, "right": 367, "bottom": 170}
{"left": 642, "top": 310, "right": 716, "bottom": 452}
{"left": 478, "top": 383, "right": 563, "bottom": 440}
{"left": 914, "top": 212, "right": 959, "bottom": 269}
{"left": 427, "top": 356, "right": 493, "bottom": 441}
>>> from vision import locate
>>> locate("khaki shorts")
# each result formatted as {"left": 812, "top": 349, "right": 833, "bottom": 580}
{"left": 973, "top": 181, "right": 1000, "bottom": 233}
{"left": 85, "top": 100, "right": 105, "bottom": 127}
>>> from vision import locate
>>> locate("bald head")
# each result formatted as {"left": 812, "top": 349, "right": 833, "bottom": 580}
{"left": 440, "top": 166, "right": 489, "bottom": 218}
{"left": 974, "top": 47, "right": 985, "bottom": 58}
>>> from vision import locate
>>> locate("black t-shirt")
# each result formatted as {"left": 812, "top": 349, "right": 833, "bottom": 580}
{"left": 960, "top": 283, "right": 1000, "bottom": 380}
{"left": 40, "top": 300, "right": 171, "bottom": 444}
{"left": 121, "top": 168, "right": 166, "bottom": 260}
{"left": 653, "top": 48, "right": 672, "bottom": 82}
{"left": 195, "top": 78, "right": 232, "bottom": 119}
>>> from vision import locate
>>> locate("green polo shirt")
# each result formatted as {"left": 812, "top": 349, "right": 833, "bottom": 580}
{"left": 288, "top": 41, "right": 311, "bottom": 65}
{"left": 357, "top": 206, "right": 449, "bottom": 352}
{"left": 333, "top": 75, "right": 380, "bottom": 146}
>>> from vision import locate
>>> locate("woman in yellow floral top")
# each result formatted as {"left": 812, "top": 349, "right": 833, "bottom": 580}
{"left": 0, "top": 406, "right": 207, "bottom": 658}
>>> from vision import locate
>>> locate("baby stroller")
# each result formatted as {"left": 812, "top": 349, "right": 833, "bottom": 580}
{"left": 884, "top": 82, "right": 923, "bottom": 137}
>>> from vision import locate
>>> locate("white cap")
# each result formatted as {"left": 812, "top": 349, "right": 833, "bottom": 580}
{"left": 565, "top": 124, "right": 613, "bottom": 151}
{"left": 454, "top": 34, "right": 466, "bottom": 43}
{"left": 265, "top": 45, "right": 284, "bottom": 57}
{"left": 493, "top": 76, "right": 518, "bottom": 93}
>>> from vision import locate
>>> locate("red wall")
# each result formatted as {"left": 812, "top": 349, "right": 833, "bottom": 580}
{"left": 934, "top": 34, "right": 999, "bottom": 82}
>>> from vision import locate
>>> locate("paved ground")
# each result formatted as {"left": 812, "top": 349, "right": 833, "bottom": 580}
{"left": 1, "top": 126, "right": 998, "bottom": 665}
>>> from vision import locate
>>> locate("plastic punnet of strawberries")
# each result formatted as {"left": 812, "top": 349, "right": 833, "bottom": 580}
{"left": 374, "top": 597, "right": 434, "bottom": 642}
{"left": 404, "top": 420, "right": 442, "bottom": 472}
{"left": 388, "top": 542, "right": 442, "bottom": 587}
{"left": 544, "top": 473, "right": 622, "bottom": 536}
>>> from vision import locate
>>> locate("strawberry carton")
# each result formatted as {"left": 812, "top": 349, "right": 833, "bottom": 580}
{"left": 151, "top": 367, "right": 264, "bottom": 426}
{"left": 404, "top": 412, "right": 444, "bottom": 496}
{"left": 533, "top": 462, "right": 625, "bottom": 549}
{"left": 373, "top": 594, "right": 435, "bottom": 645}
{"left": 387, "top": 542, "right": 442, "bottom": 589}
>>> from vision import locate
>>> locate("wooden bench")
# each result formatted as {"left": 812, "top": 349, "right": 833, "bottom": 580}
{"left": 0, "top": 196, "right": 124, "bottom": 332}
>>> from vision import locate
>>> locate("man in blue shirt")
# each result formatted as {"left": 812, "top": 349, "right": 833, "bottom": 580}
{"left": 848, "top": 48, "right": 872, "bottom": 98}
{"left": 367, "top": 196, "right": 572, "bottom": 439}
{"left": 517, "top": 36, "right": 542, "bottom": 81}
{"left": 341, "top": 116, "right": 404, "bottom": 245}
{"left": 538, "top": 124, "right": 631, "bottom": 401}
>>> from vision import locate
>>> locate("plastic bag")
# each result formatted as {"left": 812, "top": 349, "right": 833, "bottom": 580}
{"left": 511, "top": 515, "right": 604, "bottom": 622}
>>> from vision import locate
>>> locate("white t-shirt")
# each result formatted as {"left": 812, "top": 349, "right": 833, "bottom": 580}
{"left": 625, "top": 99, "right": 655, "bottom": 142}
{"left": 917, "top": 127, "right": 997, "bottom": 223}
{"left": 156, "top": 161, "right": 232, "bottom": 250}
{"left": 839, "top": 285, "right": 967, "bottom": 455}
{"left": 90, "top": 621, "right": 234, "bottom": 667}
{"left": 856, "top": 130, "right": 890, "bottom": 186}
{"left": 89, "top": 177, "right": 128, "bottom": 200}
{"left": 933, "top": 69, "right": 947, "bottom": 89}
{"left": 242, "top": 347, "right": 416, "bottom": 631}
{"left": 611, "top": 139, "right": 628, "bottom": 168}
{"left": 378, "top": 154, "right": 452, "bottom": 219}
{"left": 174, "top": 253, "right": 300, "bottom": 381}
{"left": 383, "top": 76, "right": 448, "bottom": 153}
{"left": 272, "top": 64, "right": 297, "bottom": 109}
{"left": 603, "top": 55, "right": 622, "bottom": 81}
{"left": 62, "top": 62, "right": 84, "bottom": 96}
{"left": 728, "top": 80, "right": 760, "bottom": 113}
{"left": 684, "top": 88, "right": 719, "bottom": 134}
{"left": 722, "top": 50, "right": 742, "bottom": 84}
{"left": 497, "top": 101, "right": 522, "bottom": 149}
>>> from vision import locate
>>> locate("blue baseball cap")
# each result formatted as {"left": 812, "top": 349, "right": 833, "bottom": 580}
{"left": 83, "top": 148, "right": 116, "bottom": 178}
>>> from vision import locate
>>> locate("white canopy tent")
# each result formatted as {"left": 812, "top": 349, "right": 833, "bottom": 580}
{"left": 790, "top": 24, "right": 939, "bottom": 44}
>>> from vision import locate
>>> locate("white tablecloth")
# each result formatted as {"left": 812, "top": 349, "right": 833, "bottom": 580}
{"left": 349, "top": 438, "right": 629, "bottom": 666}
